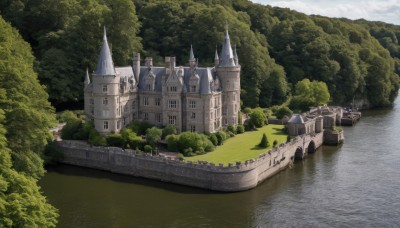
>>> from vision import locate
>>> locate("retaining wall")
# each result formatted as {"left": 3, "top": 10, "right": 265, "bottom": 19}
{"left": 58, "top": 132, "right": 324, "bottom": 192}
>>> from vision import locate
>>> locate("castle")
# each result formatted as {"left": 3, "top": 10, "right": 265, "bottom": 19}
{"left": 84, "top": 28, "right": 241, "bottom": 134}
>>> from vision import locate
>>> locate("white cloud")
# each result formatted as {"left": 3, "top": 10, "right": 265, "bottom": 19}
{"left": 251, "top": 0, "right": 400, "bottom": 25}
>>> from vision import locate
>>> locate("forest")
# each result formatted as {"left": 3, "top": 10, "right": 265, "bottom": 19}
{"left": 1, "top": 0, "right": 400, "bottom": 226}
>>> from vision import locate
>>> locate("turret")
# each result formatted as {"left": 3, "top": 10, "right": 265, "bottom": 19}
{"left": 84, "top": 67, "right": 90, "bottom": 86}
{"left": 94, "top": 27, "right": 115, "bottom": 76}
{"left": 216, "top": 29, "right": 241, "bottom": 127}
{"left": 219, "top": 30, "right": 235, "bottom": 67}
{"left": 189, "top": 45, "right": 196, "bottom": 68}
{"left": 214, "top": 48, "right": 219, "bottom": 66}
{"left": 133, "top": 52, "right": 140, "bottom": 82}
{"left": 233, "top": 45, "right": 239, "bottom": 65}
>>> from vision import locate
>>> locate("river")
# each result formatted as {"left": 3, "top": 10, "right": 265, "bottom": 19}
{"left": 39, "top": 98, "right": 400, "bottom": 227}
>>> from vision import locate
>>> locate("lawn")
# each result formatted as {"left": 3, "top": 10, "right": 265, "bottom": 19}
{"left": 185, "top": 124, "right": 287, "bottom": 165}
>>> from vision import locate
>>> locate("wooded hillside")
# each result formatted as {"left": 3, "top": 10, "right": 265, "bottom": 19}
{"left": 1, "top": 0, "right": 399, "bottom": 108}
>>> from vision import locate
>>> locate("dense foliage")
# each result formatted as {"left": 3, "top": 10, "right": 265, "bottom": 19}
{"left": 2, "top": 0, "right": 399, "bottom": 108}
{"left": 0, "top": 16, "right": 58, "bottom": 227}
{"left": 290, "top": 79, "right": 330, "bottom": 111}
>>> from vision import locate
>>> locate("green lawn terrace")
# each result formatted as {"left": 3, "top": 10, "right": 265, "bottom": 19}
{"left": 185, "top": 125, "right": 287, "bottom": 165}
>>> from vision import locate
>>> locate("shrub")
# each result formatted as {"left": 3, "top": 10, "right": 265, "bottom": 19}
{"left": 216, "top": 131, "right": 227, "bottom": 145}
{"left": 106, "top": 134, "right": 124, "bottom": 147}
{"left": 61, "top": 119, "right": 81, "bottom": 140}
{"left": 243, "top": 107, "right": 252, "bottom": 114}
{"left": 59, "top": 110, "right": 79, "bottom": 123}
{"left": 128, "top": 120, "right": 153, "bottom": 135}
{"left": 131, "top": 138, "right": 146, "bottom": 150}
{"left": 273, "top": 139, "right": 278, "bottom": 148}
{"left": 287, "top": 135, "right": 291, "bottom": 142}
{"left": 258, "top": 133, "right": 269, "bottom": 148}
{"left": 146, "top": 127, "right": 162, "bottom": 147}
{"left": 227, "top": 125, "right": 236, "bottom": 134}
{"left": 42, "top": 141, "right": 64, "bottom": 165}
{"left": 275, "top": 106, "right": 293, "bottom": 119}
{"left": 166, "top": 134, "right": 179, "bottom": 151}
{"left": 227, "top": 131, "right": 235, "bottom": 138}
{"left": 144, "top": 145, "right": 153, "bottom": 153}
{"left": 88, "top": 130, "right": 107, "bottom": 146}
{"left": 244, "top": 119, "right": 255, "bottom": 131}
{"left": 236, "top": 125, "right": 245, "bottom": 134}
{"left": 209, "top": 133, "right": 218, "bottom": 146}
{"left": 162, "top": 124, "right": 177, "bottom": 139}
{"left": 177, "top": 153, "right": 185, "bottom": 161}
{"left": 249, "top": 109, "right": 266, "bottom": 128}
{"left": 120, "top": 128, "right": 139, "bottom": 148}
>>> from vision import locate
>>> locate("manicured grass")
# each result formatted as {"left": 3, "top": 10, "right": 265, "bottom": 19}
{"left": 185, "top": 124, "right": 287, "bottom": 165}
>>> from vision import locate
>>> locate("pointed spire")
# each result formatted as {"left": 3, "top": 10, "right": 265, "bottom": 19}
{"left": 220, "top": 29, "right": 235, "bottom": 67}
{"left": 233, "top": 44, "right": 239, "bottom": 65}
{"left": 214, "top": 46, "right": 219, "bottom": 66}
{"left": 84, "top": 67, "right": 90, "bottom": 85}
{"left": 94, "top": 27, "right": 115, "bottom": 75}
{"left": 189, "top": 44, "right": 195, "bottom": 61}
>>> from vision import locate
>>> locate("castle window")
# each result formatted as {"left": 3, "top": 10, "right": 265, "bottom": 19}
{"left": 144, "top": 112, "right": 149, "bottom": 121}
{"left": 103, "top": 97, "right": 108, "bottom": 105}
{"left": 146, "top": 84, "right": 151, "bottom": 91}
{"left": 117, "top": 120, "right": 121, "bottom": 130}
{"left": 233, "top": 95, "right": 236, "bottom": 101}
{"left": 191, "top": 112, "right": 196, "bottom": 120}
{"left": 90, "top": 99, "right": 94, "bottom": 105}
{"left": 235, "top": 104, "right": 237, "bottom": 112}
{"left": 156, "top": 113, "right": 161, "bottom": 123}
{"left": 168, "top": 100, "right": 177, "bottom": 108}
{"left": 90, "top": 107, "right": 94, "bottom": 115}
{"left": 155, "top": 98, "right": 161, "bottom": 106}
{"left": 190, "top": 85, "right": 196, "bottom": 92}
{"left": 132, "top": 100, "right": 136, "bottom": 110}
{"left": 143, "top": 97, "right": 149, "bottom": 106}
{"left": 168, "top": 116, "right": 177, "bottom": 125}
{"left": 189, "top": 100, "right": 196, "bottom": 109}
{"left": 170, "top": 86, "right": 177, "bottom": 92}
{"left": 103, "top": 85, "right": 108, "bottom": 93}
{"left": 190, "top": 125, "right": 196, "bottom": 132}
{"left": 103, "top": 121, "right": 108, "bottom": 130}
{"left": 214, "top": 97, "right": 218, "bottom": 107}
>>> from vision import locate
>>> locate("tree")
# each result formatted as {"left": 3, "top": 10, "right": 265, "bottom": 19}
{"left": 162, "top": 124, "right": 177, "bottom": 139}
{"left": 145, "top": 127, "right": 162, "bottom": 147}
{"left": 0, "top": 16, "right": 58, "bottom": 226}
{"left": 275, "top": 106, "right": 293, "bottom": 119}
{"left": 249, "top": 108, "right": 266, "bottom": 128}
{"left": 290, "top": 79, "right": 330, "bottom": 111}
{"left": 258, "top": 133, "right": 269, "bottom": 148}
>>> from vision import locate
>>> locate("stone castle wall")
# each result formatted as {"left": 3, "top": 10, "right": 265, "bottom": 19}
{"left": 58, "top": 132, "right": 323, "bottom": 192}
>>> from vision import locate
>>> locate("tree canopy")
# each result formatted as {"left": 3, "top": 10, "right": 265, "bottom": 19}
{"left": 0, "top": 16, "right": 58, "bottom": 227}
{"left": 1, "top": 0, "right": 399, "bottom": 108}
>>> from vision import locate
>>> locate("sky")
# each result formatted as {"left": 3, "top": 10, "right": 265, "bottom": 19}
{"left": 251, "top": 0, "right": 400, "bottom": 25}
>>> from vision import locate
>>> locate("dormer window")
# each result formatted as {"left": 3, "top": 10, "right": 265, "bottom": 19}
{"left": 146, "top": 83, "right": 151, "bottom": 91}
{"left": 190, "top": 85, "right": 197, "bottom": 93}
{"left": 170, "top": 86, "right": 177, "bottom": 92}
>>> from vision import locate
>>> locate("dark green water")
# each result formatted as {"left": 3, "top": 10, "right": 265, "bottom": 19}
{"left": 40, "top": 98, "right": 400, "bottom": 227}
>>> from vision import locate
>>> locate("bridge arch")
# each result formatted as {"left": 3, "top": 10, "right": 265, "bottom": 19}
{"left": 294, "top": 147, "right": 304, "bottom": 160}
{"left": 307, "top": 140, "right": 316, "bottom": 154}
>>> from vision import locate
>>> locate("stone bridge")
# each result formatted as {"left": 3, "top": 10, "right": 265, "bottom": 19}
{"left": 291, "top": 132, "right": 324, "bottom": 161}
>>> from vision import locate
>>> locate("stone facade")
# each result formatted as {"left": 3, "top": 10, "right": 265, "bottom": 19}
{"left": 84, "top": 29, "right": 240, "bottom": 134}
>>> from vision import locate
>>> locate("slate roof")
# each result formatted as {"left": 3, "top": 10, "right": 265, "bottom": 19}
{"left": 138, "top": 66, "right": 218, "bottom": 94}
{"left": 94, "top": 28, "right": 115, "bottom": 76}
{"left": 219, "top": 30, "right": 236, "bottom": 67}
{"left": 288, "top": 114, "right": 308, "bottom": 124}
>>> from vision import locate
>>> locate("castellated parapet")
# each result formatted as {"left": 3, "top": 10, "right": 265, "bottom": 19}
{"left": 84, "top": 28, "right": 240, "bottom": 134}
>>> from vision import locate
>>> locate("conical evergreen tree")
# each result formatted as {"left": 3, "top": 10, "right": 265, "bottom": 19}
{"left": 258, "top": 133, "right": 269, "bottom": 148}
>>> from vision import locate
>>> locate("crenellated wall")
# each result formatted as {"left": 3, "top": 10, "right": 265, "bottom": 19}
{"left": 58, "top": 132, "right": 323, "bottom": 192}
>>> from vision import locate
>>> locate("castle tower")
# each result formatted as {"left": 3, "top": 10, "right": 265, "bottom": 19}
{"left": 189, "top": 45, "right": 196, "bottom": 68}
{"left": 217, "top": 30, "right": 241, "bottom": 126}
{"left": 90, "top": 27, "right": 121, "bottom": 133}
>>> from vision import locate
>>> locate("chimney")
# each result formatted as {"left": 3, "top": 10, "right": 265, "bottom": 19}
{"left": 145, "top": 57, "right": 153, "bottom": 69}
{"left": 133, "top": 52, "right": 140, "bottom": 82}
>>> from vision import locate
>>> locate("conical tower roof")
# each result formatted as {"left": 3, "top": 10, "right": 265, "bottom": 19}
{"left": 219, "top": 30, "right": 235, "bottom": 67}
{"left": 95, "top": 27, "right": 115, "bottom": 75}
{"left": 84, "top": 67, "right": 90, "bottom": 85}
{"left": 189, "top": 45, "right": 195, "bottom": 61}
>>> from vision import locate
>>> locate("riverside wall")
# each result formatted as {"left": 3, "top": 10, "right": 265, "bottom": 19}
{"left": 58, "top": 132, "right": 323, "bottom": 192}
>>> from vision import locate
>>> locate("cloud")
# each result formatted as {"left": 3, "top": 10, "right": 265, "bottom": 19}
{"left": 251, "top": 0, "right": 400, "bottom": 25}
